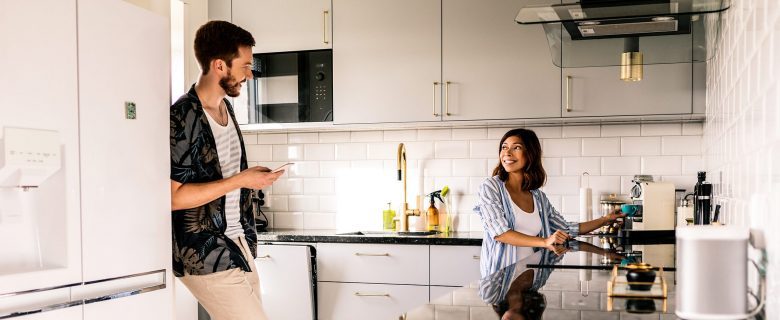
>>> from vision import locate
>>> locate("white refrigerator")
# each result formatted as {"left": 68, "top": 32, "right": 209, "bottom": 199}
{"left": 0, "top": 0, "right": 173, "bottom": 319}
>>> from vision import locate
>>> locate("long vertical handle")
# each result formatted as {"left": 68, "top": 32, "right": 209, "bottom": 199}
{"left": 565, "top": 75, "right": 572, "bottom": 112}
{"left": 323, "top": 11, "right": 329, "bottom": 44}
{"left": 433, "top": 82, "right": 440, "bottom": 116}
{"left": 445, "top": 81, "right": 452, "bottom": 116}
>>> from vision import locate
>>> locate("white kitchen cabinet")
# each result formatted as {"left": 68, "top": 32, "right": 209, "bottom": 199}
{"left": 332, "top": 0, "right": 442, "bottom": 124}
{"left": 317, "top": 243, "right": 429, "bottom": 284}
{"left": 561, "top": 63, "right": 693, "bottom": 117}
{"left": 318, "top": 282, "right": 428, "bottom": 320}
{"left": 232, "top": 0, "right": 332, "bottom": 53}
{"left": 441, "top": 0, "right": 561, "bottom": 121}
{"left": 255, "top": 244, "right": 315, "bottom": 320}
{"left": 429, "top": 245, "right": 481, "bottom": 286}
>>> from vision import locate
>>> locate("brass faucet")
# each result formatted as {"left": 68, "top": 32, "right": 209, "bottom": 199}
{"left": 397, "top": 143, "right": 420, "bottom": 231}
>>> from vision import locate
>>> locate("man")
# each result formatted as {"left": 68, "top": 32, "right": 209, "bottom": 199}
{"left": 170, "top": 20, "right": 282, "bottom": 320}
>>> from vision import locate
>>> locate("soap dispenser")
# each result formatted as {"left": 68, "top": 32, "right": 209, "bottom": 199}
{"left": 383, "top": 202, "right": 396, "bottom": 231}
{"left": 426, "top": 190, "right": 443, "bottom": 231}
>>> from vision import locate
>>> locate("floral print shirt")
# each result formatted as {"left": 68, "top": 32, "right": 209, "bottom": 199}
{"left": 170, "top": 85, "right": 256, "bottom": 277}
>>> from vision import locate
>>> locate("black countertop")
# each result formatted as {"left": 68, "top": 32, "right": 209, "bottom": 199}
{"left": 256, "top": 229, "right": 483, "bottom": 246}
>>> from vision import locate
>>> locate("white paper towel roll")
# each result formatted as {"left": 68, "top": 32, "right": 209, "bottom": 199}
{"left": 579, "top": 187, "right": 592, "bottom": 222}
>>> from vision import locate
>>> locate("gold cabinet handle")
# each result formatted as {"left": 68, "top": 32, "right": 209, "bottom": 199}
{"left": 565, "top": 75, "right": 572, "bottom": 112}
{"left": 323, "top": 10, "right": 329, "bottom": 44}
{"left": 355, "top": 252, "right": 390, "bottom": 257}
{"left": 433, "top": 81, "right": 440, "bottom": 116}
{"left": 472, "top": 255, "right": 480, "bottom": 260}
{"left": 257, "top": 254, "right": 271, "bottom": 259}
{"left": 445, "top": 81, "right": 452, "bottom": 116}
{"left": 354, "top": 292, "right": 391, "bottom": 297}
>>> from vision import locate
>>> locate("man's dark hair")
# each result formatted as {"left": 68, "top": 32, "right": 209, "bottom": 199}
{"left": 491, "top": 128, "right": 546, "bottom": 190}
{"left": 194, "top": 20, "right": 255, "bottom": 75}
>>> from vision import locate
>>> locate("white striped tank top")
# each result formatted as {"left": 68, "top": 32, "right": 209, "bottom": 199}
{"left": 204, "top": 105, "right": 243, "bottom": 239}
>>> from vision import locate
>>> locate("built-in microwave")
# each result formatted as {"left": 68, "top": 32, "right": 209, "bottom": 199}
{"left": 243, "top": 49, "right": 332, "bottom": 124}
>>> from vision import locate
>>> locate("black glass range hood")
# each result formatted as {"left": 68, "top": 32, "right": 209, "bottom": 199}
{"left": 515, "top": 0, "right": 730, "bottom": 68}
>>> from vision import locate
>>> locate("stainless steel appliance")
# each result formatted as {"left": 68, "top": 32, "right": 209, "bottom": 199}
{"left": 245, "top": 49, "right": 332, "bottom": 124}
{"left": 618, "top": 175, "right": 676, "bottom": 242}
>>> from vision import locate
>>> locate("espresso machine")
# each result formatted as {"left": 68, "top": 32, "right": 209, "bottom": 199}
{"left": 618, "top": 175, "right": 676, "bottom": 243}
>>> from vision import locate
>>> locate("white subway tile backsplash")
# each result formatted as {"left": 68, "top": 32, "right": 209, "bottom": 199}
{"left": 434, "top": 305, "right": 469, "bottom": 320}
{"left": 335, "top": 143, "right": 367, "bottom": 160}
{"left": 452, "top": 128, "right": 487, "bottom": 140}
{"left": 289, "top": 161, "right": 319, "bottom": 177}
{"left": 469, "top": 140, "right": 496, "bottom": 158}
{"left": 543, "top": 138, "right": 582, "bottom": 157}
{"left": 405, "top": 141, "right": 435, "bottom": 159}
{"left": 451, "top": 288, "right": 486, "bottom": 306}
{"left": 433, "top": 177, "right": 468, "bottom": 197}
{"left": 561, "top": 195, "right": 581, "bottom": 215}
{"left": 303, "top": 178, "right": 335, "bottom": 195}
{"left": 304, "top": 144, "right": 335, "bottom": 161}
{"left": 240, "top": 133, "right": 257, "bottom": 144}
{"left": 543, "top": 158, "right": 563, "bottom": 176}
{"left": 543, "top": 176, "right": 581, "bottom": 195}
{"left": 660, "top": 175, "right": 697, "bottom": 194}
{"left": 272, "top": 178, "right": 303, "bottom": 195}
{"left": 319, "top": 161, "right": 351, "bottom": 178}
{"left": 562, "top": 125, "right": 600, "bottom": 138}
{"left": 681, "top": 156, "right": 704, "bottom": 175}
{"left": 418, "top": 128, "right": 452, "bottom": 141}
{"left": 582, "top": 138, "right": 620, "bottom": 156}
{"left": 288, "top": 195, "right": 319, "bottom": 212}
{"left": 486, "top": 127, "right": 514, "bottom": 139}
{"left": 601, "top": 124, "right": 640, "bottom": 137}
{"left": 641, "top": 156, "right": 682, "bottom": 175}
{"left": 273, "top": 212, "right": 303, "bottom": 229}
{"left": 257, "top": 133, "right": 288, "bottom": 144}
{"left": 350, "top": 160, "right": 384, "bottom": 171}
{"left": 318, "top": 131, "right": 350, "bottom": 143}
{"left": 641, "top": 123, "right": 682, "bottom": 136}
{"left": 452, "top": 159, "right": 487, "bottom": 177}
{"left": 621, "top": 137, "right": 661, "bottom": 156}
{"left": 528, "top": 126, "right": 562, "bottom": 139}
{"left": 303, "top": 212, "right": 336, "bottom": 230}
{"left": 602, "top": 157, "right": 641, "bottom": 175}
{"left": 662, "top": 136, "right": 702, "bottom": 155}
{"left": 383, "top": 129, "right": 417, "bottom": 141}
{"left": 367, "top": 142, "right": 398, "bottom": 159}
{"left": 350, "top": 130, "right": 383, "bottom": 142}
{"left": 318, "top": 196, "right": 338, "bottom": 213}
{"left": 245, "top": 145, "right": 272, "bottom": 162}
{"left": 272, "top": 145, "right": 304, "bottom": 161}
{"left": 435, "top": 141, "right": 469, "bottom": 159}
{"left": 288, "top": 133, "right": 318, "bottom": 144}
{"left": 421, "top": 159, "right": 453, "bottom": 177}
{"left": 562, "top": 157, "right": 601, "bottom": 176}
{"left": 267, "top": 195, "right": 288, "bottom": 212}
{"left": 682, "top": 123, "right": 704, "bottom": 135}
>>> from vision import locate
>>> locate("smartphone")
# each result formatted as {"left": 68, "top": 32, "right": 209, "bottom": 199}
{"left": 271, "top": 162, "right": 294, "bottom": 173}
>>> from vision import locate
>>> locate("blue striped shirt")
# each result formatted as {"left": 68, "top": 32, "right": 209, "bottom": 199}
{"left": 478, "top": 249, "right": 561, "bottom": 305}
{"left": 473, "top": 176, "right": 579, "bottom": 277}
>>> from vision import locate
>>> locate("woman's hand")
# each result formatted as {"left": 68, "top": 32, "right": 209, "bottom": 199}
{"left": 601, "top": 209, "right": 626, "bottom": 226}
{"left": 543, "top": 230, "right": 570, "bottom": 248}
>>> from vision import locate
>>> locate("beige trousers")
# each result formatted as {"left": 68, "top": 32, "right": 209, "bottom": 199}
{"left": 180, "top": 235, "right": 268, "bottom": 320}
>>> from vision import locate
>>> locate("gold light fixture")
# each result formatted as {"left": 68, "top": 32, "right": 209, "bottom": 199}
{"left": 621, "top": 37, "right": 643, "bottom": 82}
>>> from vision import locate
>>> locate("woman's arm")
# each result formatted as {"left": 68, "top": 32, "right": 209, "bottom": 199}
{"left": 577, "top": 210, "right": 625, "bottom": 235}
{"left": 495, "top": 229, "right": 570, "bottom": 248}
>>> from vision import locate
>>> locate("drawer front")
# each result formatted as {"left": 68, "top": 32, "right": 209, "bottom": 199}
{"left": 317, "top": 243, "right": 429, "bottom": 284}
{"left": 317, "top": 282, "right": 428, "bottom": 320}
{"left": 430, "top": 245, "right": 481, "bottom": 286}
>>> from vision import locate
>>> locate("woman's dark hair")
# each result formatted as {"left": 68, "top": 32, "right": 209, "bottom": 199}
{"left": 492, "top": 128, "right": 546, "bottom": 190}
{"left": 491, "top": 291, "right": 547, "bottom": 320}
{"left": 194, "top": 20, "right": 255, "bottom": 75}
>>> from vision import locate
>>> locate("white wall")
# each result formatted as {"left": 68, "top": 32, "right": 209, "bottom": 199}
{"left": 703, "top": 0, "right": 779, "bottom": 317}
{"left": 244, "top": 123, "right": 703, "bottom": 231}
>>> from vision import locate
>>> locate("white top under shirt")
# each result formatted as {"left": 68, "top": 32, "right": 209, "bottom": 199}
{"left": 204, "top": 107, "right": 243, "bottom": 239}
{"left": 511, "top": 197, "right": 542, "bottom": 260}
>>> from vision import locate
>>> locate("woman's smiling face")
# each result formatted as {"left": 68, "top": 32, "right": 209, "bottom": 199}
{"left": 500, "top": 136, "right": 526, "bottom": 173}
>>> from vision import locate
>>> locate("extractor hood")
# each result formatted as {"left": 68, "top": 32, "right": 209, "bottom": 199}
{"left": 515, "top": 0, "right": 730, "bottom": 74}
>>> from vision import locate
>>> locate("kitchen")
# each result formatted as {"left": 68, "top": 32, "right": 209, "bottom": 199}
{"left": 0, "top": 0, "right": 776, "bottom": 319}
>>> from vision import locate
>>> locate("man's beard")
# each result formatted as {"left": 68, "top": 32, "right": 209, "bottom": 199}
{"left": 219, "top": 72, "right": 243, "bottom": 98}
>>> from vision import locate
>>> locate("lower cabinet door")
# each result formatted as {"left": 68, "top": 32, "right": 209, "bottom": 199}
{"left": 430, "top": 245, "right": 481, "bottom": 286}
{"left": 317, "top": 282, "right": 428, "bottom": 320}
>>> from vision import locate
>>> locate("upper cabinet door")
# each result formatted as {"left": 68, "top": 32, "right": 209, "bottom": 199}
{"left": 232, "top": 0, "right": 332, "bottom": 53}
{"left": 442, "top": 0, "right": 560, "bottom": 121}
{"left": 562, "top": 64, "right": 693, "bottom": 117}
{"left": 332, "top": 0, "right": 442, "bottom": 124}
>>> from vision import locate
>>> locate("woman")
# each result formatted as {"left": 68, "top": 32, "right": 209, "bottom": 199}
{"left": 474, "top": 128, "right": 623, "bottom": 277}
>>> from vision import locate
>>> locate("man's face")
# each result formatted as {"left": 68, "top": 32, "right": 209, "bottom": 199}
{"left": 219, "top": 46, "right": 253, "bottom": 98}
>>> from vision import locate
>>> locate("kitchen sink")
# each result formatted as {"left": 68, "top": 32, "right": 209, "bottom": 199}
{"left": 335, "top": 230, "right": 440, "bottom": 236}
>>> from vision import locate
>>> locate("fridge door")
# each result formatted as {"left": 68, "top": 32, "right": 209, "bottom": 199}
{"left": 256, "top": 244, "right": 316, "bottom": 320}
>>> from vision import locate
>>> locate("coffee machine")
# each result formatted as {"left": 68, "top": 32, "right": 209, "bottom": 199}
{"left": 618, "top": 175, "right": 676, "bottom": 242}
